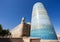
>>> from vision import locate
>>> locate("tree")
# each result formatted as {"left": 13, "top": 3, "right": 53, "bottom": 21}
{"left": 0, "top": 24, "right": 11, "bottom": 38}
{"left": 0, "top": 24, "right": 2, "bottom": 32}
{"left": 0, "top": 24, "right": 3, "bottom": 36}
{"left": 1, "top": 30, "right": 11, "bottom": 37}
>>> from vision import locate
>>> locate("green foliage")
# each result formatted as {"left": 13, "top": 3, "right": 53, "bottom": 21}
{"left": 0, "top": 24, "right": 2, "bottom": 32}
{"left": 0, "top": 29, "right": 11, "bottom": 37}
{"left": 0, "top": 24, "right": 11, "bottom": 37}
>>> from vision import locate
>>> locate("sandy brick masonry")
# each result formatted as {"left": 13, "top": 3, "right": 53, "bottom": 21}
{"left": 23, "top": 37, "right": 30, "bottom": 42}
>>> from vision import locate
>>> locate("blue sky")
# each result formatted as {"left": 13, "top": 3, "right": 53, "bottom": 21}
{"left": 0, "top": 0, "right": 60, "bottom": 34}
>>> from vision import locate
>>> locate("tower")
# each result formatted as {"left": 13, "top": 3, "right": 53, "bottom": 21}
{"left": 30, "top": 2, "right": 58, "bottom": 40}
{"left": 10, "top": 17, "right": 31, "bottom": 38}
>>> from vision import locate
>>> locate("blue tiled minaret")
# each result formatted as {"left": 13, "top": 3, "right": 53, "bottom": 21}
{"left": 30, "top": 2, "right": 58, "bottom": 40}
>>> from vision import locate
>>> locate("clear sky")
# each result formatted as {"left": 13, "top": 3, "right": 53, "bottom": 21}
{"left": 0, "top": 0, "right": 60, "bottom": 34}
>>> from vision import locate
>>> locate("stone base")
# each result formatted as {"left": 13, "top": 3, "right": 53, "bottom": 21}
{"left": 30, "top": 38, "right": 59, "bottom": 42}
{"left": 40, "top": 40, "right": 59, "bottom": 42}
{"left": 0, "top": 38, "right": 60, "bottom": 42}
{"left": 30, "top": 38, "right": 40, "bottom": 42}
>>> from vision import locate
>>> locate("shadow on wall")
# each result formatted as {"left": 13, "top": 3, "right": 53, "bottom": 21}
{"left": 0, "top": 38, "right": 23, "bottom": 42}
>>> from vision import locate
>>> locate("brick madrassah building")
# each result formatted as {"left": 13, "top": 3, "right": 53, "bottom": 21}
{"left": 10, "top": 17, "right": 31, "bottom": 38}
{"left": 10, "top": 2, "right": 60, "bottom": 42}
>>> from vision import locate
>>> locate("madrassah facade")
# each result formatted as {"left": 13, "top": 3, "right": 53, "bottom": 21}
{"left": 10, "top": 2, "right": 60, "bottom": 42}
